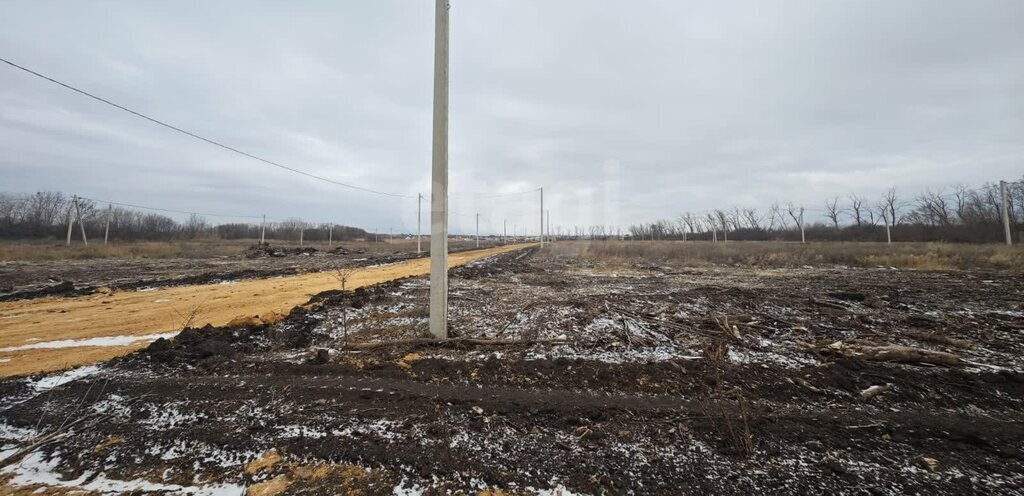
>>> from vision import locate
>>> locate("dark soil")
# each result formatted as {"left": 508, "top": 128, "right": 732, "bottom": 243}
{"left": 1, "top": 247, "right": 1022, "bottom": 494}
{"left": 0, "top": 246, "right": 415, "bottom": 302}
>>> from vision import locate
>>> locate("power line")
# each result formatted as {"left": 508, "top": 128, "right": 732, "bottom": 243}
{"left": 1, "top": 57, "right": 416, "bottom": 199}
{"left": 452, "top": 188, "right": 541, "bottom": 200}
{"left": 76, "top": 195, "right": 270, "bottom": 220}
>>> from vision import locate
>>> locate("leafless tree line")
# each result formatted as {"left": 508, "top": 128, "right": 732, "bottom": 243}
{"left": 0, "top": 192, "right": 367, "bottom": 243}
{"left": 629, "top": 179, "right": 1023, "bottom": 243}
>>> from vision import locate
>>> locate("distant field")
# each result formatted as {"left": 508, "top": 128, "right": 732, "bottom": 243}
{"left": 0, "top": 238, "right": 497, "bottom": 261}
{"left": 549, "top": 240, "right": 1024, "bottom": 271}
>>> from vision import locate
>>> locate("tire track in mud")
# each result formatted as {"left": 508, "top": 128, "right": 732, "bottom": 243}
{"left": 0, "top": 244, "right": 534, "bottom": 377}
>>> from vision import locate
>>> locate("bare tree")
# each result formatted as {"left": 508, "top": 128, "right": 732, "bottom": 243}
{"left": 741, "top": 208, "right": 763, "bottom": 231}
{"left": 768, "top": 202, "right": 788, "bottom": 231}
{"left": 882, "top": 188, "right": 901, "bottom": 226}
{"left": 824, "top": 197, "right": 842, "bottom": 233}
{"left": 848, "top": 194, "right": 865, "bottom": 227}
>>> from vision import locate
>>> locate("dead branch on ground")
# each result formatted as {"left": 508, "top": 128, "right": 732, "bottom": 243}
{"left": 338, "top": 337, "right": 569, "bottom": 351}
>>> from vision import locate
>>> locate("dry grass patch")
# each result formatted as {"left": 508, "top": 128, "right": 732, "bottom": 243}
{"left": 550, "top": 240, "right": 1024, "bottom": 271}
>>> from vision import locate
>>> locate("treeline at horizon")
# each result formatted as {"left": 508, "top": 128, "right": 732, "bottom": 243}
{"left": 626, "top": 178, "right": 1023, "bottom": 244}
{"left": 0, "top": 192, "right": 368, "bottom": 243}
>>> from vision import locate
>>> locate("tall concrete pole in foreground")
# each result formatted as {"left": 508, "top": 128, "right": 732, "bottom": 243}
{"left": 539, "top": 187, "right": 544, "bottom": 247}
{"left": 429, "top": 0, "right": 450, "bottom": 339}
{"left": 1001, "top": 180, "right": 1012, "bottom": 246}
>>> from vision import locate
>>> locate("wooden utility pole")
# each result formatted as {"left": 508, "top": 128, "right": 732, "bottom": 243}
{"left": 103, "top": 204, "right": 112, "bottom": 245}
{"left": 1001, "top": 180, "right": 1013, "bottom": 246}
{"left": 429, "top": 0, "right": 450, "bottom": 339}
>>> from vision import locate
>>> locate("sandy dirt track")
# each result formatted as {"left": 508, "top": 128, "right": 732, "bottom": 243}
{"left": 0, "top": 244, "right": 533, "bottom": 377}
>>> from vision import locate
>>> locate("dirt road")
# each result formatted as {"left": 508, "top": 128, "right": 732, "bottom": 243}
{"left": 0, "top": 244, "right": 533, "bottom": 377}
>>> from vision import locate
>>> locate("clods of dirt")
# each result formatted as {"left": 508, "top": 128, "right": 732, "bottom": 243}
{"left": 2, "top": 247, "right": 1023, "bottom": 494}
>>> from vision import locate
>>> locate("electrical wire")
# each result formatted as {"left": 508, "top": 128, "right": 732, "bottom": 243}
{"left": 1, "top": 57, "right": 416, "bottom": 199}
{"left": 76, "top": 195, "right": 271, "bottom": 220}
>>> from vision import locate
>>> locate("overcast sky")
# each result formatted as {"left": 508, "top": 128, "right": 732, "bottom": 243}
{"left": 1, "top": 1, "right": 1022, "bottom": 234}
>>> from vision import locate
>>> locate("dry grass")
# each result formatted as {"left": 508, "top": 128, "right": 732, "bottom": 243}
{"left": 548, "top": 240, "right": 1024, "bottom": 271}
{"left": 0, "top": 240, "right": 249, "bottom": 261}
{"left": 0, "top": 238, "right": 493, "bottom": 262}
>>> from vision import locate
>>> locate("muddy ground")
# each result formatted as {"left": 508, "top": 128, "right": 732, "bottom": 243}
{"left": 1, "top": 246, "right": 1022, "bottom": 494}
{"left": 0, "top": 241, "right": 491, "bottom": 302}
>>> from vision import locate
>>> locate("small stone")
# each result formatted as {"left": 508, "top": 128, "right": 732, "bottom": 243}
{"left": 914, "top": 456, "right": 939, "bottom": 472}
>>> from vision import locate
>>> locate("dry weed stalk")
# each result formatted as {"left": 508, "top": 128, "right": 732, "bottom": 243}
{"left": 335, "top": 267, "right": 356, "bottom": 343}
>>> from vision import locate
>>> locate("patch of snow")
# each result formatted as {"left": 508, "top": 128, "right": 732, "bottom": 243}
{"left": 3, "top": 451, "right": 244, "bottom": 495}
{"left": 0, "top": 332, "right": 178, "bottom": 352}
{"left": 28, "top": 365, "right": 102, "bottom": 392}
{"left": 0, "top": 421, "right": 38, "bottom": 444}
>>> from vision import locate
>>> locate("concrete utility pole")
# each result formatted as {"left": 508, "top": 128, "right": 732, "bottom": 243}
{"left": 799, "top": 208, "right": 806, "bottom": 244}
{"left": 1001, "top": 180, "right": 1013, "bottom": 246}
{"left": 475, "top": 213, "right": 480, "bottom": 248}
{"left": 428, "top": 0, "right": 450, "bottom": 339}
{"left": 103, "top": 203, "right": 112, "bottom": 245}
{"left": 883, "top": 211, "right": 892, "bottom": 245}
{"left": 329, "top": 225, "right": 334, "bottom": 247}
{"left": 74, "top": 195, "right": 88, "bottom": 246}
{"left": 417, "top": 193, "right": 423, "bottom": 254}
{"left": 503, "top": 219, "right": 506, "bottom": 244}
{"left": 299, "top": 224, "right": 304, "bottom": 246}
{"left": 260, "top": 215, "right": 266, "bottom": 244}
{"left": 539, "top": 187, "right": 544, "bottom": 247}
{"left": 546, "top": 209, "right": 550, "bottom": 243}
{"left": 65, "top": 199, "right": 75, "bottom": 246}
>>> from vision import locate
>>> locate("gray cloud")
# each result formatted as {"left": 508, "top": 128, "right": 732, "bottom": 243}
{"left": 1, "top": 0, "right": 1021, "bottom": 234}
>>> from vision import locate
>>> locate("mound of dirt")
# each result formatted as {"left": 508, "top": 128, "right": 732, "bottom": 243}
{"left": 245, "top": 244, "right": 318, "bottom": 258}
{"left": 329, "top": 245, "right": 366, "bottom": 256}
{"left": 0, "top": 280, "right": 87, "bottom": 302}
{"left": 144, "top": 324, "right": 265, "bottom": 365}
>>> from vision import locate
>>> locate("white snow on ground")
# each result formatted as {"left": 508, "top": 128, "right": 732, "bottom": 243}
{"left": 0, "top": 332, "right": 178, "bottom": 352}
{"left": 3, "top": 451, "right": 245, "bottom": 495}
{"left": 137, "top": 403, "right": 208, "bottom": 430}
{"left": 27, "top": 365, "right": 102, "bottom": 392}
{"left": 0, "top": 421, "right": 37, "bottom": 443}
{"left": 0, "top": 358, "right": 10, "bottom": 363}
